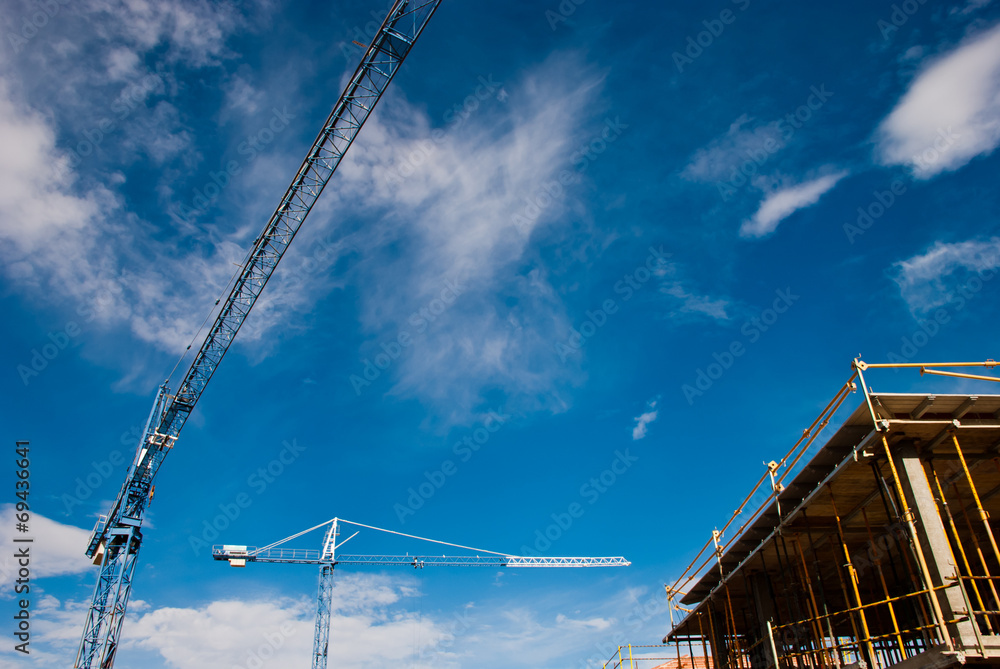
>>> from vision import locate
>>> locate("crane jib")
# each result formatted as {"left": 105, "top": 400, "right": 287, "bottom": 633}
{"left": 74, "top": 3, "right": 443, "bottom": 668}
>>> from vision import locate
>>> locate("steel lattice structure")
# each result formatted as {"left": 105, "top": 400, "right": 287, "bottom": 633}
{"left": 213, "top": 518, "right": 631, "bottom": 669}
{"left": 214, "top": 547, "right": 633, "bottom": 568}
{"left": 73, "top": 3, "right": 442, "bottom": 667}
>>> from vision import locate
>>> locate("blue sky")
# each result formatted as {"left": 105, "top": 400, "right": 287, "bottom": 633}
{"left": 2, "top": 0, "right": 1000, "bottom": 667}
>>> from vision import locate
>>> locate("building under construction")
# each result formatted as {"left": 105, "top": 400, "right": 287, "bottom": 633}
{"left": 659, "top": 360, "right": 1000, "bottom": 669}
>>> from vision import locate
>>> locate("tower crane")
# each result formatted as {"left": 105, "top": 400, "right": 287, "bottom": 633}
{"left": 73, "top": 3, "right": 442, "bottom": 667}
{"left": 213, "top": 517, "right": 631, "bottom": 669}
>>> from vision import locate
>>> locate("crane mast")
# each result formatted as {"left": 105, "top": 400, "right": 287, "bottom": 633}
{"left": 213, "top": 518, "right": 631, "bottom": 669}
{"left": 74, "top": 3, "right": 442, "bottom": 667}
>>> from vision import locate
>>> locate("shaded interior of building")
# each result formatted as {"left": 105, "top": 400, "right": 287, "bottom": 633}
{"left": 664, "top": 385, "right": 1000, "bottom": 669}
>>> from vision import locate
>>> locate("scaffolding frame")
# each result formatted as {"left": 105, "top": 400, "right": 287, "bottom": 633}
{"left": 658, "top": 360, "right": 1000, "bottom": 669}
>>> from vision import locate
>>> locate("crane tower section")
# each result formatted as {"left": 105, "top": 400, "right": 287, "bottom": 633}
{"left": 74, "top": 3, "right": 443, "bottom": 668}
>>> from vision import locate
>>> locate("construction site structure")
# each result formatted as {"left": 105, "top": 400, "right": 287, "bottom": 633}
{"left": 654, "top": 359, "right": 1000, "bottom": 669}
{"left": 73, "top": 3, "right": 442, "bottom": 667}
{"left": 598, "top": 645, "right": 711, "bottom": 669}
{"left": 213, "top": 517, "right": 631, "bottom": 669}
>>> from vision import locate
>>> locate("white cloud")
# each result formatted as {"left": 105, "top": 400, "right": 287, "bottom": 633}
{"left": 0, "top": 1, "right": 289, "bottom": 389}
{"left": 84, "top": 0, "right": 248, "bottom": 68}
{"left": 682, "top": 114, "right": 784, "bottom": 183}
{"left": 12, "top": 575, "right": 666, "bottom": 669}
{"left": 0, "top": 506, "right": 92, "bottom": 581}
{"left": 892, "top": 237, "right": 1000, "bottom": 313}
{"left": 0, "top": 29, "right": 611, "bottom": 421}
{"left": 740, "top": 171, "right": 847, "bottom": 238}
{"left": 649, "top": 250, "right": 731, "bottom": 323}
{"left": 125, "top": 587, "right": 450, "bottom": 669}
{"left": 951, "top": 0, "right": 993, "bottom": 17}
{"left": 0, "top": 76, "right": 238, "bottom": 351}
{"left": 632, "top": 399, "right": 659, "bottom": 440}
{"left": 0, "top": 596, "right": 92, "bottom": 667}
{"left": 2, "top": 575, "right": 448, "bottom": 669}
{"left": 876, "top": 23, "right": 1000, "bottom": 178}
{"left": 302, "top": 53, "right": 607, "bottom": 423}
{"left": 658, "top": 282, "right": 730, "bottom": 321}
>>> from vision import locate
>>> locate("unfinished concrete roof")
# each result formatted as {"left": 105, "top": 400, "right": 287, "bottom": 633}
{"left": 677, "top": 392, "right": 1000, "bottom": 610}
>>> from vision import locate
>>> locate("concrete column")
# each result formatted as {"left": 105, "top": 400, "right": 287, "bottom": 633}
{"left": 749, "top": 573, "right": 778, "bottom": 669}
{"left": 895, "top": 441, "right": 979, "bottom": 649}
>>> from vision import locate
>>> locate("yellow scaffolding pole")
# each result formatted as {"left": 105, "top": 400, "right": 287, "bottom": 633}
{"left": 878, "top": 434, "right": 953, "bottom": 650}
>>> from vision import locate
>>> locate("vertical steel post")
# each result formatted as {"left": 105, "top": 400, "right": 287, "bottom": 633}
{"left": 929, "top": 462, "right": 993, "bottom": 635}
{"left": 793, "top": 538, "right": 829, "bottom": 667}
{"left": 953, "top": 485, "right": 1000, "bottom": 630}
{"left": 860, "top": 507, "right": 906, "bottom": 660}
{"left": 880, "top": 435, "right": 953, "bottom": 651}
{"left": 698, "top": 610, "right": 712, "bottom": 669}
{"left": 767, "top": 620, "right": 780, "bottom": 669}
{"left": 828, "top": 485, "right": 876, "bottom": 667}
{"left": 950, "top": 433, "right": 1000, "bottom": 569}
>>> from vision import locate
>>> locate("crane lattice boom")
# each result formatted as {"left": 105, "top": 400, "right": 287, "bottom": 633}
{"left": 213, "top": 518, "right": 630, "bottom": 669}
{"left": 212, "top": 546, "right": 631, "bottom": 568}
{"left": 73, "top": 3, "right": 442, "bottom": 668}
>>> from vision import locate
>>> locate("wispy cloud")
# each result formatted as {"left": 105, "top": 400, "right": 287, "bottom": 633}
{"left": 659, "top": 282, "right": 731, "bottom": 321}
{"left": 681, "top": 114, "right": 783, "bottom": 183}
{"left": 0, "top": 1, "right": 282, "bottom": 369}
{"left": 0, "top": 36, "right": 612, "bottom": 421}
{"left": 0, "top": 506, "right": 92, "bottom": 580}
{"left": 312, "top": 53, "right": 608, "bottom": 424}
{"left": 951, "top": 0, "right": 994, "bottom": 17}
{"left": 22, "top": 579, "right": 667, "bottom": 669}
{"left": 876, "top": 23, "right": 1000, "bottom": 179}
{"left": 10, "top": 575, "right": 447, "bottom": 668}
{"left": 892, "top": 237, "right": 1000, "bottom": 314}
{"left": 654, "top": 256, "right": 731, "bottom": 323}
{"left": 125, "top": 576, "right": 445, "bottom": 669}
{"left": 83, "top": 0, "right": 253, "bottom": 68}
{"left": 740, "top": 171, "right": 848, "bottom": 239}
{"left": 631, "top": 398, "right": 659, "bottom": 440}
